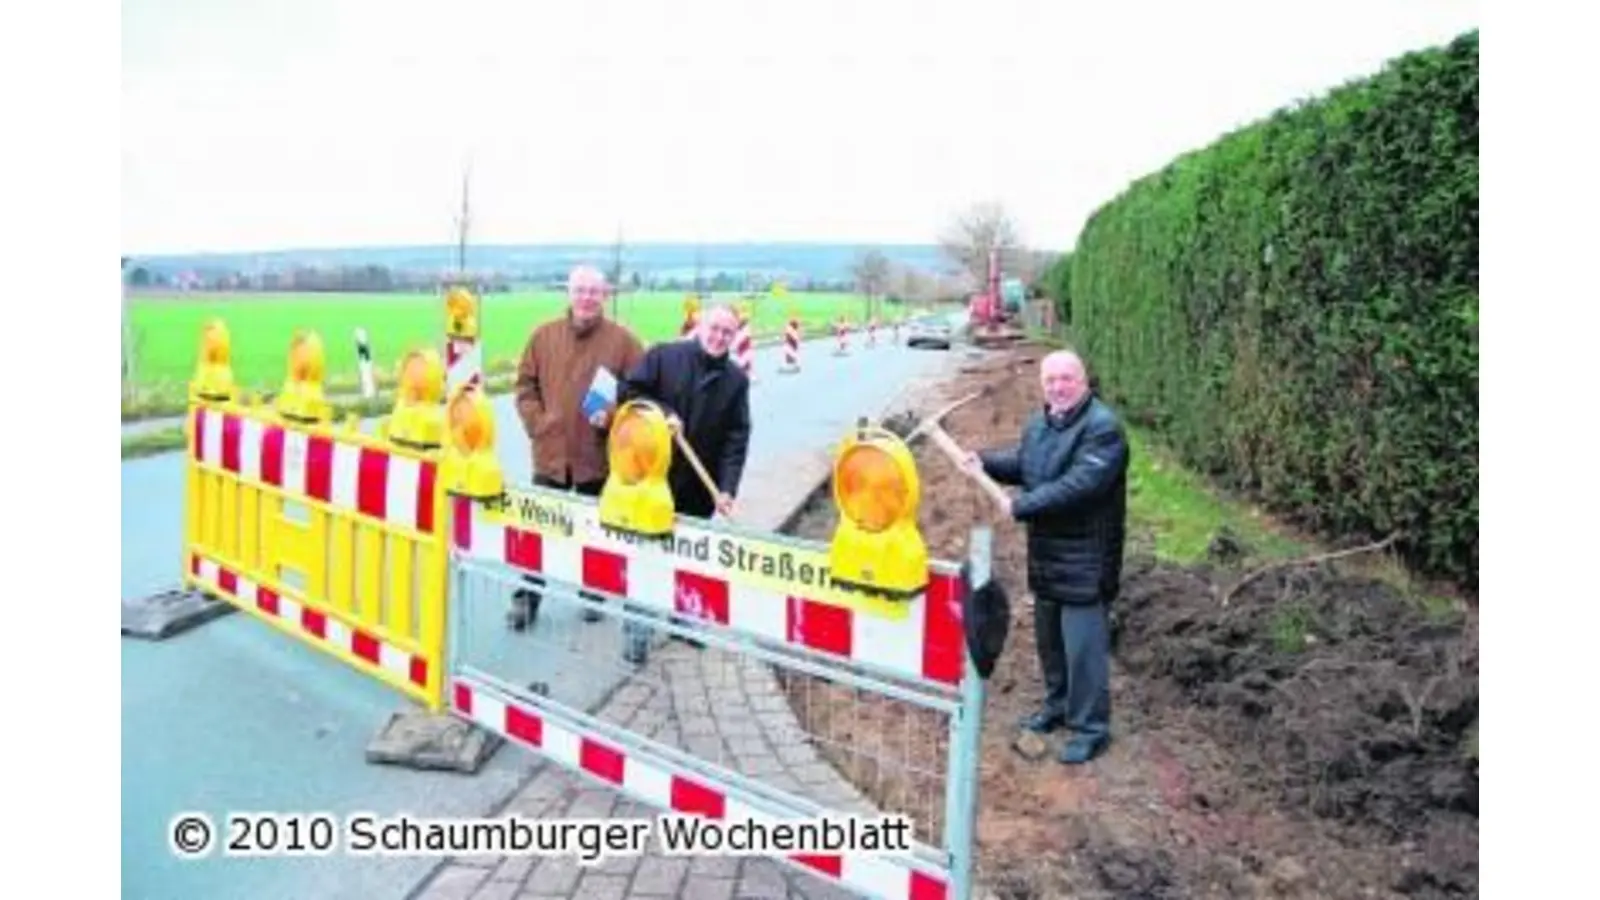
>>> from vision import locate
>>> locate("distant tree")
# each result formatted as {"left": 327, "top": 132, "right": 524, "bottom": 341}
{"left": 851, "top": 249, "right": 892, "bottom": 318}
{"left": 939, "top": 201, "right": 1024, "bottom": 286}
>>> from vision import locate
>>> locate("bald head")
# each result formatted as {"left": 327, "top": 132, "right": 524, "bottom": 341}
{"left": 697, "top": 304, "right": 740, "bottom": 357}
{"left": 1040, "top": 350, "right": 1090, "bottom": 413}
{"left": 567, "top": 265, "right": 609, "bottom": 327}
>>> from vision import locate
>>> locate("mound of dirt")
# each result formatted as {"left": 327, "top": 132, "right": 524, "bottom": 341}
{"left": 781, "top": 345, "right": 1479, "bottom": 900}
{"left": 1115, "top": 558, "right": 1479, "bottom": 832}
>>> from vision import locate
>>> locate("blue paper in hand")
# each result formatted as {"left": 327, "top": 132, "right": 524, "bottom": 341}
{"left": 583, "top": 367, "right": 618, "bottom": 419}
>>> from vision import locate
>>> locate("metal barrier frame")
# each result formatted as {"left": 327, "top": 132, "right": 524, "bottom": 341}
{"left": 445, "top": 483, "right": 987, "bottom": 900}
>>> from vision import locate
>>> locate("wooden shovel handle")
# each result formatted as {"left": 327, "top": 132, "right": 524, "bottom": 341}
{"left": 925, "top": 424, "right": 1013, "bottom": 513}
{"left": 672, "top": 428, "right": 735, "bottom": 522}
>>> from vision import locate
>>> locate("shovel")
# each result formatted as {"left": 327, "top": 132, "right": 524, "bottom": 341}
{"left": 901, "top": 389, "right": 1014, "bottom": 516}
{"left": 671, "top": 427, "right": 738, "bottom": 524}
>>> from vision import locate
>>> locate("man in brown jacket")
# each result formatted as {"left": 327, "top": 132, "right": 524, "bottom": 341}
{"left": 509, "top": 264, "right": 646, "bottom": 630}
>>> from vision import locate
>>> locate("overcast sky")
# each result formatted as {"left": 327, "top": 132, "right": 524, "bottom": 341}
{"left": 121, "top": 0, "right": 1479, "bottom": 256}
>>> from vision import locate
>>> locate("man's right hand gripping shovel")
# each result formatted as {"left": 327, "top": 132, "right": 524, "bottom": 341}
{"left": 666, "top": 415, "right": 738, "bottom": 524}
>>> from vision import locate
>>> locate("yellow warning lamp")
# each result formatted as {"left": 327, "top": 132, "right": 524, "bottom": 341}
{"left": 189, "top": 319, "right": 236, "bottom": 404}
{"left": 385, "top": 348, "right": 446, "bottom": 450}
{"left": 445, "top": 285, "right": 479, "bottom": 340}
{"left": 598, "top": 400, "right": 676, "bottom": 537}
{"left": 827, "top": 421, "right": 928, "bottom": 600}
{"left": 440, "top": 384, "right": 504, "bottom": 499}
{"left": 275, "top": 330, "right": 331, "bottom": 425}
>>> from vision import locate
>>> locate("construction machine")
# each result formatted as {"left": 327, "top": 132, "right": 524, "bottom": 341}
{"left": 966, "top": 246, "right": 1027, "bottom": 348}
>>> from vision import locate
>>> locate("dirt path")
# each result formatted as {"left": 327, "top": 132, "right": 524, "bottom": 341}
{"left": 784, "top": 346, "right": 1479, "bottom": 899}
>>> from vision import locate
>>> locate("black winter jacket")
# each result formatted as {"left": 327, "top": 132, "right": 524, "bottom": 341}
{"left": 980, "top": 395, "right": 1130, "bottom": 605}
{"left": 618, "top": 339, "right": 752, "bottom": 517}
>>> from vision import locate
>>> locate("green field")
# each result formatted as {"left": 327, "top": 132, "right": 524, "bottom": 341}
{"left": 126, "top": 290, "right": 889, "bottom": 395}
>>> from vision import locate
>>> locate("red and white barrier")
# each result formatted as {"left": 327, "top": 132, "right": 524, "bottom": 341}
{"left": 451, "top": 674, "right": 952, "bottom": 900}
{"left": 446, "top": 336, "right": 483, "bottom": 395}
{"left": 734, "top": 319, "right": 754, "bottom": 380}
{"left": 191, "top": 408, "right": 439, "bottom": 534}
{"left": 833, "top": 321, "right": 850, "bottom": 356}
{"left": 190, "top": 552, "right": 432, "bottom": 689}
{"left": 780, "top": 319, "right": 801, "bottom": 372}
{"left": 867, "top": 317, "right": 879, "bottom": 348}
{"left": 450, "top": 496, "right": 965, "bottom": 687}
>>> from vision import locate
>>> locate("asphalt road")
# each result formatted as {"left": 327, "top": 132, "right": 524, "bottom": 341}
{"left": 121, "top": 335, "right": 964, "bottom": 900}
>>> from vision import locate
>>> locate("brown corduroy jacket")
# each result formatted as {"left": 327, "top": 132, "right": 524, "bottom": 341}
{"left": 514, "top": 313, "right": 646, "bottom": 485}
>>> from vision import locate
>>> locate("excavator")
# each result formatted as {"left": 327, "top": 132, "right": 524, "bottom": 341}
{"left": 966, "top": 246, "right": 1027, "bottom": 347}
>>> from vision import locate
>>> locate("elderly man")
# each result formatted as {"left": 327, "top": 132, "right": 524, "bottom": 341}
{"left": 509, "top": 265, "right": 646, "bottom": 630}
{"left": 619, "top": 303, "right": 751, "bottom": 520}
{"left": 613, "top": 303, "right": 752, "bottom": 659}
{"left": 960, "top": 349, "right": 1129, "bottom": 764}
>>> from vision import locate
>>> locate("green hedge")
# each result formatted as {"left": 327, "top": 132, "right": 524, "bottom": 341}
{"left": 1069, "top": 30, "right": 1478, "bottom": 587}
{"left": 1041, "top": 252, "right": 1073, "bottom": 325}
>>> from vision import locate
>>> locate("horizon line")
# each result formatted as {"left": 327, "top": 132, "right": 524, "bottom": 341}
{"left": 126, "top": 238, "right": 959, "bottom": 260}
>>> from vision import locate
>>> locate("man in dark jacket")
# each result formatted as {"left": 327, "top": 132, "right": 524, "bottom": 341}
{"left": 619, "top": 304, "right": 752, "bottom": 519}
{"left": 613, "top": 303, "right": 752, "bottom": 660}
{"left": 961, "top": 350, "right": 1129, "bottom": 764}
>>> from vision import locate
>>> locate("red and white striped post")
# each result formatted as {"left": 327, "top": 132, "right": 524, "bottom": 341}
{"left": 780, "top": 317, "right": 801, "bottom": 373}
{"left": 444, "top": 286, "right": 483, "bottom": 395}
{"left": 867, "top": 316, "right": 879, "bottom": 348}
{"left": 833, "top": 319, "right": 850, "bottom": 356}
{"left": 734, "top": 314, "right": 755, "bottom": 381}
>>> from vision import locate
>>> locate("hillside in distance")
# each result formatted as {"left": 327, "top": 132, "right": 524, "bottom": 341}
{"left": 129, "top": 242, "right": 953, "bottom": 285}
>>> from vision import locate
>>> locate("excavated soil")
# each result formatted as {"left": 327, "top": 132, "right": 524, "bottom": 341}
{"left": 782, "top": 346, "right": 1479, "bottom": 899}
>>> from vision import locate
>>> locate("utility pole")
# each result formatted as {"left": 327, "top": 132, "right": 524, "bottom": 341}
{"left": 609, "top": 223, "right": 625, "bottom": 320}
{"left": 455, "top": 164, "right": 472, "bottom": 276}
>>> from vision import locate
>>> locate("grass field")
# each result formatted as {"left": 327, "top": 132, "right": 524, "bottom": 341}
{"left": 125, "top": 290, "right": 892, "bottom": 396}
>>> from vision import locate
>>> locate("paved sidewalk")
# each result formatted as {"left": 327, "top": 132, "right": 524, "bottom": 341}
{"left": 412, "top": 448, "right": 890, "bottom": 900}
{"left": 414, "top": 642, "right": 870, "bottom": 900}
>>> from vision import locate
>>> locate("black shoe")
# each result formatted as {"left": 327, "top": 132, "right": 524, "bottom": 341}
{"left": 508, "top": 590, "right": 539, "bottom": 631}
{"left": 1059, "top": 735, "right": 1110, "bottom": 765}
{"left": 623, "top": 640, "right": 649, "bottom": 666}
{"left": 1019, "top": 711, "right": 1066, "bottom": 734}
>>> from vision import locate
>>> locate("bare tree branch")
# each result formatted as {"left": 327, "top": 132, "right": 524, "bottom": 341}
{"left": 939, "top": 201, "right": 1024, "bottom": 285}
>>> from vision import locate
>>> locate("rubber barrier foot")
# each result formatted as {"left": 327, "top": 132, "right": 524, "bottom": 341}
{"left": 121, "top": 588, "right": 236, "bottom": 641}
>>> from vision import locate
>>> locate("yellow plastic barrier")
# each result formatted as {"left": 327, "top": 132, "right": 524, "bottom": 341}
{"left": 181, "top": 323, "right": 451, "bottom": 711}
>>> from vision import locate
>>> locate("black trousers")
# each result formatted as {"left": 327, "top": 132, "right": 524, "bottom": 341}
{"left": 515, "top": 475, "right": 604, "bottom": 605}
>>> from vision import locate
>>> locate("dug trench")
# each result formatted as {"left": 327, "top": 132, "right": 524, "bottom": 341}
{"left": 778, "top": 345, "right": 1478, "bottom": 899}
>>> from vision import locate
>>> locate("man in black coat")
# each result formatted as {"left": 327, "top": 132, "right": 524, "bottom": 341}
{"left": 618, "top": 303, "right": 752, "bottom": 519}
{"left": 961, "top": 349, "right": 1129, "bottom": 764}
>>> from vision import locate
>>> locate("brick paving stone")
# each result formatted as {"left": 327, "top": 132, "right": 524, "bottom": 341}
{"left": 416, "top": 865, "right": 490, "bottom": 900}
{"left": 490, "top": 854, "right": 536, "bottom": 884}
{"left": 567, "top": 789, "right": 618, "bottom": 819}
{"left": 689, "top": 855, "right": 741, "bottom": 878}
{"left": 735, "top": 859, "right": 792, "bottom": 898}
{"left": 523, "top": 857, "right": 582, "bottom": 894}
{"left": 631, "top": 856, "right": 691, "bottom": 895}
{"left": 572, "top": 873, "right": 631, "bottom": 900}
{"left": 679, "top": 875, "right": 737, "bottom": 900}
{"left": 470, "top": 879, "right": 523, "bottom": 900}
